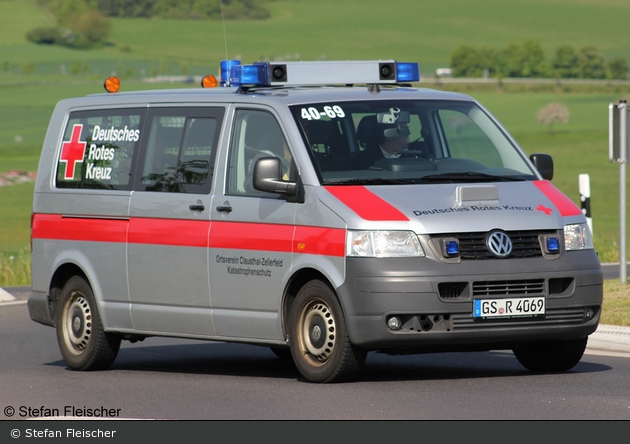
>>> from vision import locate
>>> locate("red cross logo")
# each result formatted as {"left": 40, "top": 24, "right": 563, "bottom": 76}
{"left": 536, "top": 204, "right": 553, "bottom": 215}
{"left": 59, "top": 124, "right": 87, "bottom": 180}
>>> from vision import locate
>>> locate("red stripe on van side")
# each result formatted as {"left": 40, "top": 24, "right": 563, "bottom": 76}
{"left": 533, "top": 181, "right": 583, "bottom": 217}
{"left": 32, "top": 215, "right": 345, "bottom": 256}
{"left": 294, "top": 226, "right": 346, "bottom": 257}
{"left": 324, "top": 185, "right": 409, "bottom": 221}
{"left": 32, "top": 214, "right": 127, "bottom": 243}
{"left": 128, "top": 217, "right": 210, "bottom": 247}
{"left": 210, "top": 221, "right": 294, "bottom": 252}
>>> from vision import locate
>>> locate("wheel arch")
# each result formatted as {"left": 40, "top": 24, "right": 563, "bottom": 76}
{"left": 281, "top": 267, "right": 339, "bottom": 340}
{"left": 48, "top": 263, "right": 88, "bottom": 327}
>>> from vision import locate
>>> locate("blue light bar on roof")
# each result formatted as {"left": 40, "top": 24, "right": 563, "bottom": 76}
{"left": 396, "top": 62, "right": 420, "bottom": 82}
{"left": 223, "top": 60, "right": 420, "bottom": 87}
{"left": 229, "top": 64, "right": 267, "bottom": 87}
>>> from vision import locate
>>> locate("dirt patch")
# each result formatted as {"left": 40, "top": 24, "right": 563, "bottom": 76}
{"left": 0, "top": 171, "right": 37, "bottom": 187}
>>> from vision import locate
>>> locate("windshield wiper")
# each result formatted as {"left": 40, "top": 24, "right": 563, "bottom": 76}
{"left": 324, "top": 178, "right": 418, "bottom": 185}
{"left": 419, "top": 172, "right": 527, "bottom": 183}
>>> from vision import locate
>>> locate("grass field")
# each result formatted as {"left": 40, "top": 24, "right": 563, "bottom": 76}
{"left": 1, "top": 1, "right": 630, "bottom": 265}
{"left": 1, "top": 0, "right": 630, "bottom": 329}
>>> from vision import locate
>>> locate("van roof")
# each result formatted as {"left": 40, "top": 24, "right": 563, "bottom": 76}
{"left": 77, "top": 84, "right": 476, "bottom": 107}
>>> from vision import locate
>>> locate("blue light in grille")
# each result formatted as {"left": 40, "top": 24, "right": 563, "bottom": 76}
{"left": 445, "top": 240, "right": 459, "bottom": 256}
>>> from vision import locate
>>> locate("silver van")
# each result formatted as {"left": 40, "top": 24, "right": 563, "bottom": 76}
{"left": 28, "top": 60, "right": 603, "bottom": 382}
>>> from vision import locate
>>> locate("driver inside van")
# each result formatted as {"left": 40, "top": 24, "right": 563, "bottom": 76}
{"left": 353, "top": 119, "right": 410, "bottom": 169}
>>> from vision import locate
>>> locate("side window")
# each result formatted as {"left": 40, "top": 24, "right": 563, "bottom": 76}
{"left": 438, "top": 109, "right": 502, "bottom": 167}
{"left": 56, "top": 109, "right": 144, "bottom": 190}
{"left": 137, "top": 107, "right": 224, "bottom": 194}
{"left": 227, "top": 109, "right": 292, "bottom": 197}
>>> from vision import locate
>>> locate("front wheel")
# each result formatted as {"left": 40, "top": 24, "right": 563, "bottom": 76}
{"left": 55, "top": 276, "right": 121, "bottom": 371}
{"left": 288, "top": 280, "right": 366, "bottom": 383}
{"left": 513, "top": 337, "right": 588, "bottom": 372}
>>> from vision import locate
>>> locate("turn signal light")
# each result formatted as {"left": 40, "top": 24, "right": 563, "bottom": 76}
{"left": 104, "top": 76, "right": 120, "bottom": 93}
{"left": 201, "top": 75, "right": 218, "bottom": 88}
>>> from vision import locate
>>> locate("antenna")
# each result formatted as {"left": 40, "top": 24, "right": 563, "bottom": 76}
{"left": 220, "top": 1, "right": 229, "bottom": 62}
{"left": 220, "top": 0, "right": 230, "bottom": 86}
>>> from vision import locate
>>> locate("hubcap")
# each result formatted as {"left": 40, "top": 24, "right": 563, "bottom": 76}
{"left": 63, "top": 293, "right": 92, "bottom": 354}
{"left": 300, "top": 301, "right": 336, "bottom": 364}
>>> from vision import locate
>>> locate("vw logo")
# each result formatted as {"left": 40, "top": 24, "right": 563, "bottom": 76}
{"left": 486, "top": 230, "right": 513, "bottom": 258}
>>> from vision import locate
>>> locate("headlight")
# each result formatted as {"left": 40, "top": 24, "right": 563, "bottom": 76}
{"left": 347, "top": 231, "right": 425, "bottom": 257}
{"left": 564, "top": 223, "right": 594, "bottom": 250}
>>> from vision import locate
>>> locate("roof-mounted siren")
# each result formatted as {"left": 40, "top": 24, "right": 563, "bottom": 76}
{"left": 226, "top": 60, "right": 419, "bottom": 87}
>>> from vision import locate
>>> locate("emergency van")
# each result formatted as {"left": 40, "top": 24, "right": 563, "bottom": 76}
{"left": 28, "top": 60, "right": 603, "bottom": 383}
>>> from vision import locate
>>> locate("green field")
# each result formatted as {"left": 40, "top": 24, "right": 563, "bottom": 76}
{"left": 1, "top": 0, "right": 630, "bottom": 264}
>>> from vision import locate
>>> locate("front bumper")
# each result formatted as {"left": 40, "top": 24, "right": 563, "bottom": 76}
{"left": 338, "top": 251, "right": 603, "bottom": 352}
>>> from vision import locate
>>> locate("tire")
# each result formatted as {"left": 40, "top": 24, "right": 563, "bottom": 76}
{"left": 288, "top": 280, "right": 366, "bottom": 383}
{"left": 55, "top": 276, "right": 121, "bottom": 371}
{"left": 513, "top": 337, "right": 588, "bottom": 372}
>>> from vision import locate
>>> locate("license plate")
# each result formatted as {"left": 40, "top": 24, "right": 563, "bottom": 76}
{"left": 473, "top": 296, "right": 545, "bottom": 319}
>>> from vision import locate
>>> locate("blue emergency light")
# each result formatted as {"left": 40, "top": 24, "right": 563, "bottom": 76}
{"left": 445, "top": 240, "right": 459, "bottom": 256}
{"left": 225, "top": 60, "right": 420, "bottom": 87}
{"left": 220, "top": 59, "right": 241, "bottom": 86}
{"left": 546, "top": 237, "right": 560, "bottom": 253}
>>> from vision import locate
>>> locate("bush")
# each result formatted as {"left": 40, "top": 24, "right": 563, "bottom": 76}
{"left": 26, "top": 26, "right": 62, "bottom": 45}
{"left": 74, "top": 10, "right": 111, "bottom": 43}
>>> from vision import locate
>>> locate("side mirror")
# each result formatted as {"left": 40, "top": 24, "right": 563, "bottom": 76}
{"left": 253, "top": 157, "right": 296, "bottom": 195}
{"left": 529, "top": 153, "right": 554, "bottom": 181}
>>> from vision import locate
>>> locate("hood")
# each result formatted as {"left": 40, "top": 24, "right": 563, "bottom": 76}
{"left": 318, "top": 180, "right": 584, "bottom": 233}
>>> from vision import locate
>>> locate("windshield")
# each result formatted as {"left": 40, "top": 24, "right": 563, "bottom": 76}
{"left": 290, "top": 100, "right": 537, "bottom": 185}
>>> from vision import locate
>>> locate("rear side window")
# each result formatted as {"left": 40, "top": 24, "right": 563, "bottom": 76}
{"left": 56, "top": 108, "right": 145, "bottom": 190}
{"left": 136, "top": 107, "right": 224, "bottom": 194}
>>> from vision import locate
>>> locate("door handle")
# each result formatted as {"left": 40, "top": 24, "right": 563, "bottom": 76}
{"left": 216, "top": 205, "right": 232, "bottom": 213}
{"left": 189, "top": 204, "right": 205, "bottom": 212}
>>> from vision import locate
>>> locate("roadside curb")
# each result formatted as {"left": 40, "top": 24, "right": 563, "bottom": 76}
{"left": 0, "top": 287, "right": 16, "bottom": 302}
{"left": 588, "top": 324, "right": 630, "bottom": 354}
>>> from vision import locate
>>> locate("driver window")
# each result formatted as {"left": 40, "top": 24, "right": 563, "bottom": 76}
{"left": 227, "top": 109, "right": 292, "bottom": 197}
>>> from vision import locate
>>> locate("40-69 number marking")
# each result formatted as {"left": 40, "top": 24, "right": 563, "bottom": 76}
{"left": 301, "top": 105, "right": 345, "bottom": 120}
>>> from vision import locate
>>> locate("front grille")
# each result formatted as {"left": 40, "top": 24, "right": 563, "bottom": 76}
{"left": 432, "top": 230, "right": 557, "bottom": 260}
{"left": 473, "top": 279, "right": 544, "bottom": 296}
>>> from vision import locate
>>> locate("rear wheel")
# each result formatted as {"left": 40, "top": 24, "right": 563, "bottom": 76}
{"left": 289, "top": 280, "right": 366, "bottom": 383}
{"left": 55, "top": 276, "right": 121, "bottom": 371}
{"left": 513, "top": 337, "right": 588, "bottom": 372}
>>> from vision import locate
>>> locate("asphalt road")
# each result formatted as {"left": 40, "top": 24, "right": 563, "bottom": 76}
{"left": 601, "top": 263, "right": 630, "bottom": 280}
{"left": 2, "top": 287, "right": 630, "bottom": 421}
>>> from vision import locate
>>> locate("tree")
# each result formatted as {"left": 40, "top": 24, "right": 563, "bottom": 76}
{"left": 578, "top": 46, "right": 606, "bottom": 79}
{"left": 450, "top": 44, "right": 482, "bottom": 77}
{"left": 500, "top": 39, "right": 550, "bottom": 78}
{"left": 608, "top": 57, "right": 629, "bottom": 80}
{"left": 537, "top": 103, "right": 569, "bottom": 135}
{"left": 553, "top": 44, "right": 579, "bottom": 78}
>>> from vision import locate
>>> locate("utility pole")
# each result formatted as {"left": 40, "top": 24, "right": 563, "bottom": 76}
{"left": 609, "top": 100, "right": 628, "bottom": 284}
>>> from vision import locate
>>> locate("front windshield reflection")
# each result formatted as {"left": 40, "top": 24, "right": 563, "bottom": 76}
{"left": 291, "top": 100, "right": 536, "bottom": 184}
